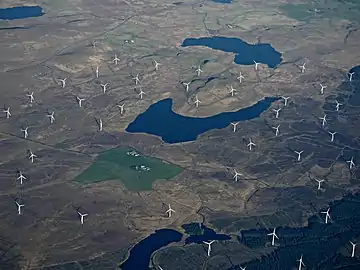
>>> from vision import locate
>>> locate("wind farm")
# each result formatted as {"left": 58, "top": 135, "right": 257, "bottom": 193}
{"left": 0, "top": 0, "right": 360, "bottom": 269}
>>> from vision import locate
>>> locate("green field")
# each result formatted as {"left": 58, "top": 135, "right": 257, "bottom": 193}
{"left": 74, "top": 148, "right": 183, "bottom": 191}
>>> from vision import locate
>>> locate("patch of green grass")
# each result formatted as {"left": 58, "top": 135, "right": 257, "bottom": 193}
{"left": 74, "top": 147, "right": 183, "bottom": 191}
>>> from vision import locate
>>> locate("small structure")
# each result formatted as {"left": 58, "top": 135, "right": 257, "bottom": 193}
{"left": 132, "top": 164, "right": 151, "bottom": 172}
{"left": 127, "top": 150, "right": 140, "bottom": 157}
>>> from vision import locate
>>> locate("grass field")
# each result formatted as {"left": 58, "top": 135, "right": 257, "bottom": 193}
{"left": 74, "top": 147, "right": 183, "bottom": 191}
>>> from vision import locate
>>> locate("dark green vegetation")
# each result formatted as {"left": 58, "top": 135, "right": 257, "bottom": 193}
{"left": 151, "top": 193, "right": 360, "bottom": 270}
{"left": 182, "top": 223, "right": 204, "bottom": 236}
{"left": 74, "top": 148, "right": 182, "bottom": 191}
{"left": 280, "top": 0, "right": 360, "bottom": 22}
{"left": 0, "top": 236, "right": 22, "bottom": 270}
{"left": 236, "top": 193, "right": 360, "bottom": 270}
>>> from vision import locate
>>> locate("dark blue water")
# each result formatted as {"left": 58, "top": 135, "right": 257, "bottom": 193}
{"left": 182, "top": 223, "right": 231, "bottom": 244}
{"left": 0, "top": 6, "right": 44, "bottom": 20}
{"left": 181, "top": 36, "right": 282, "bottom": 68}
{"left": 120, "top": 229, "right": 182, "bottom": 270}
{"left": 126, "top": 97, "right": 279, "bottom": 144}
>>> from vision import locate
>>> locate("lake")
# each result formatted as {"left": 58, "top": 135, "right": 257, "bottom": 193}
{"left": 120, "top": 223, "right": 230, "bottom": 270}
{"left": 181, "top": 36, "right": 282, "bottom": 68}
{"left": 0, "top": 6, "right": 44, "bottom": 20}
{"left": 126, "top": 97, "right": 280, "bottom": 144}
{"left": 119, "top": 229, "right": 182, "bottom": 270}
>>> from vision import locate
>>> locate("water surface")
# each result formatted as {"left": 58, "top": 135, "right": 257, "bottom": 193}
{"left": 0, "top": 6, "right": 44, "bottom": 20}
{"left": 181, "top": 36, "right": 282, "bottom": 68}
{"left": 126, "top": 97, "right": 279, "bottom": 144}
{"left": 120, "top": 229, "right": 182, "bottom": 270}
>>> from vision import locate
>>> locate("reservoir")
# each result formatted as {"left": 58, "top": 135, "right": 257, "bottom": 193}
{"left": 120, "top": 224, "right": 230, "bottom": 270}
{"left": 120, "top": 229, "right": 182, "bottom": 270}
{"left": 0, "top": 6, "right": 44, "bottom": 20}
{"left": 126, "top": 97, "right": 279, "bottom": 144}
{"left": 181, "top": 36, "right": 282, "bottom": 68}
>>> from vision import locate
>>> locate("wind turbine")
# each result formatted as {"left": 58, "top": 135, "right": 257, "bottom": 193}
{"left": 253, "top": 60, "right": 259, "bottom": 70}
{"left": 59, "top": 78, "right": 67, "bottom": 88}
{"left": 272, "top": 125, "right": 280, "bottom": 136}
{"left": 17, "top": 171, "right": 26, "bottom": 185}
{"left": 76, "top": 96, "right": 85, "bottom": 107}
{"left": 28, "top": 149, "right": 37, "bottom": 163}
{"left": 77, "top": 211, "right": 88, "bottom": 225}
{"left": 98, "top": 118, "right": 103, "bottom": 131}
{"left": 281, "top": 96, "right": 290, "bottom": 106}
{"left": 335, "top": 100, "right": 342, "bottom": 111}
{"left": 92, "top": 40, "right": 97, "bottom": 49}
{"left": 95, "top": 66, "right": 99, "bottom": 78}
{"left": 21, "top": 127, "right": 28, "bottom": 139}
{"left": 133, "top": 74, "right": 140, "bottom": 85}
{"left": 233, "top": 169, "right": 242, "bottom": 182}
{"left": 229, "top": 85, "right": 236, "bottom": 96}
{"left": 273, "top": 108, "right": 281, "bottom": 119}
{"left": 100, "top": 83, "right": 109, "bottom": 94}
{"left": 328, "top": 131, "right": 337, "bottom": 142}
{"left": 230, "top": 122, "right": 239, "bottom": 132}
{"left": 113, "top": 54, "right": 120, "bottom": 65}
{"left": 203, "top": 240, "right": 215, "bottom": 257}
{"left": 347, "top": 157, "right": 355, "bottom": 169}
{"left": 319, "top": 114, "right": 327, "bottom": 127}
{"left": 320, "top": 83, "right": 326, "bottom": 95}
{"left": 315, "top": 179, "right": 324, "bottom": 190}
{"left": 247, "top": 138, "right": 256, "bottom": 151}
{"left": 300, "top": 63, "right": 306, "bottom": 73}
{"left": 295, "top": 150, "right": 303, "bottom": 161}
{"left": 183, "top": 81, "right": 191, "bottom": 92}
{"left": 166, "top": 204, "right": 175, "bottom": 218}
{"left": 321, "top": 208, "right": 331, "bottom": 224}
{"left": 297, "top": 254, "right": 305, "bottom": 270}
{"left": 348, "top": 72, "right": 355, "bottom": 82}
{"left": 15, "top": 201, "right": 24, "bottom": 215}
{"left": 47, "top": 111, "right": 55, "bottom": 124}
{"left": 138, "top": 88, "right": 145, "bottom": 99}
{"left": 237, "top": 72, "right": 244, "bottom": 83}
{"left": 27, "top": 92, "right": 35, "bottom": 103}
{"left": 267, "top": 228, "right": 279, "bottom": 246}
{"left": 194, "top": 95, "right": 201, "bottom": 107}
{"left": 240, "top": 266, "right": 246, "bottom": 270}
{"left": 154, "top": 60, "right": 161, "bottom": 71}
{"left": 117, "top": 104, "right": 125, "bottom": 115}
{"left": 196, "top": 65, "right": 203, "bottom": 76}
{"left": 350, "top": 241, "right": 356, "bottom": 257}
{"left": 3, "top": 107, "right": 11, "bottom": 119}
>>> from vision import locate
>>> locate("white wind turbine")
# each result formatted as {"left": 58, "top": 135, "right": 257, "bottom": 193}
{"left": 233, "top": 169, "right": 242, "bottom": 182}
{"left": 166, "top": 204, "right": 175, "bottom": 218}
{"left": 267, "top": 228, "right": 279, "bottom": 246}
